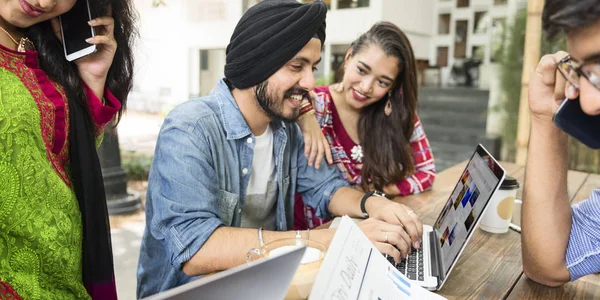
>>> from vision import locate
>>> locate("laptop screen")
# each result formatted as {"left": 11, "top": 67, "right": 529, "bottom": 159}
{"left": 433, "top": 145, "right": 505, "bottom": 276}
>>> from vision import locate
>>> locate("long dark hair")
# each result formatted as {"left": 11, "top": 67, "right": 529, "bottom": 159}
{"left": 25, "top": 0, "right": 137, "bottom": 122}
{"left": 342, "top": 22, "right": 418, "bottom": 191}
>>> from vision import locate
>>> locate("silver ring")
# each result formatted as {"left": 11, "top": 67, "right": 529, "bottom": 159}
{"left": 384, "top": 231, "right": 389, "bottom": 243}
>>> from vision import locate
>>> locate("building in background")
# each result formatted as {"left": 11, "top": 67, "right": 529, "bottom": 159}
{"left": 129, "top": 0, "right": 434, "bottom": 113}
{"left": 430, "top": 0, "right": 527, "bottom": 88}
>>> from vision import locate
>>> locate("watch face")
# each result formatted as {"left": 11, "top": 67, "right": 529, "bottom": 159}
{"left": 374, "top": 190, "right": 386, "bottom": 198}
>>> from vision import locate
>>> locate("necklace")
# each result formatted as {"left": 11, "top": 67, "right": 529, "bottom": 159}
{"left": 0, "top": 25, "right": 35, "bottom": 52}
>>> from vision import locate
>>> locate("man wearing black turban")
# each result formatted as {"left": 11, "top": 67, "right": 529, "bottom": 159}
{"left": 137, "top": 1, "right": 423, "bottom": 297}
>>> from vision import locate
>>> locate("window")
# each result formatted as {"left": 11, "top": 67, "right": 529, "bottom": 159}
{"left": 457, "top": 0, "right": 469, "bottom": 8}
{"left": 200, "top": 50, "right": 209, "bottom": 71}
{"left": 494, "top": 0, "right": 507, "bottom": 5}
{"left": 438, "top": 14, "right": 451, "bottom": 35}
{"left": 338, "top": 0, "right": 370, "bottom": 9}
{"left": 437, "top": 47, "right": 449, "bottom": 67}
{"left": 454, "top": 20, "right": 468, "bottom": 58}
{"left": 473, "top": 11, "right": 488, "bottom": 34}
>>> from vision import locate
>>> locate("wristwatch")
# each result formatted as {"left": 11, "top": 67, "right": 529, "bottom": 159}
{"left": 360, "top": 190, "right": 386, "bottom": 218}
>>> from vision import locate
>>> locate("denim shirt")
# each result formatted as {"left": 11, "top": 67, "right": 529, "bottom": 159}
{"left": 136, "top": 79, "right": 349, "bottom": 298}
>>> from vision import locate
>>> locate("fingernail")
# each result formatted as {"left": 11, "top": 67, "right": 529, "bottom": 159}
{"left": 88, "top": 20, "right": 96, "bottom": 25}
{"left": 414, "top": 241, "right": 420, "bottom": 249}
{"left": 568, "top": 85, "right": 577, "bottom": 97}
{"left": 85, "top": 38, "right": 93, "bottom": 43}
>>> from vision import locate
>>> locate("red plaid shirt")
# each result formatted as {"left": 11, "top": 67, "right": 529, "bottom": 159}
{"left": 294, "top": 86, "right": 436, "bottom": 229}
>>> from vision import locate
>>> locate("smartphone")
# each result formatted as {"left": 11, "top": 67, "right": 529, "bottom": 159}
{"left": 553, "top": 97, "right": 600, "bottom": 149}
{"left": 59, "top": 0, "right": 96, "bottom": 61}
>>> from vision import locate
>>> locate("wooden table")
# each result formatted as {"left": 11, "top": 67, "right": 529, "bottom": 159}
{"left": 395, "top": 161, "right": 600, "bottom": 299}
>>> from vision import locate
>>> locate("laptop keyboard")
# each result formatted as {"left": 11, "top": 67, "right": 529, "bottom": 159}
{"left": 386, "top": 247, "right": 424, "bottom": 281}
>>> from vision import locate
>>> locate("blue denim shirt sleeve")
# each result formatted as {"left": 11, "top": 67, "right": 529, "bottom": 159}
{"left": 147, "top": 117, "right": 223, "bottom": 269}
{"left": 292, "top": 125, "right": 350, "bottom": 219}
{"left": 566, "top": 189, "right": 600, "bottom": 280}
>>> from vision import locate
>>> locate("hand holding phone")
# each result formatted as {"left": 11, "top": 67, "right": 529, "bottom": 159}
{"left": 59, "top": 0, "right": 96, "bottom": 61}
{"left": 553, "top": 97, "right": 600, "bottom": 149}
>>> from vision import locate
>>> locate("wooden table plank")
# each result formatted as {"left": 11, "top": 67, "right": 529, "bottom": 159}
{"left": 513, "top": 168, "right": 588, "bottom": 202}
{"left": 394, "top": 161, "right": 525, "bottom": 299}
{"left": 507, "top": 173, "right": 600, "bottom": 300}
{"left": 571, "top": 173, "right": 600, "bottom": 205}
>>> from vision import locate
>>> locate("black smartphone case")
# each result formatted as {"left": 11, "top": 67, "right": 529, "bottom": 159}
{"left": 553, "top": 98, "right": 600, "bottom": 149}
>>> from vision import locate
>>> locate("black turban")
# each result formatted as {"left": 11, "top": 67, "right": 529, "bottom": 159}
{"left": 224, "top": 0, "right": 327, "bottom": 89}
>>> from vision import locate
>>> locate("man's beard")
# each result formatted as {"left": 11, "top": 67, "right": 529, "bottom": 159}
{"left": 254, "top": 80, "right": 306, "bottom": 122}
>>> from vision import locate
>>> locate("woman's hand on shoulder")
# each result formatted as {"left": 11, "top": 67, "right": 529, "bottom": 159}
{"left": 298, "top": 90, "right": 333, "bottom": 169}
{"left": 298, "top": 111, "right": 333, "bottom": 169}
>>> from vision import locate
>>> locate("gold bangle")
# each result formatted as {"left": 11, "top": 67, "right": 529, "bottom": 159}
{"left": 297, "top": 110, "right": 315, "bottom": 120}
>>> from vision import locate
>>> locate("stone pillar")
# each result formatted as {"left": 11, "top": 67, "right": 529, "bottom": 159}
{"left": 98, "top": 122, "right": 142, "bottom": 215}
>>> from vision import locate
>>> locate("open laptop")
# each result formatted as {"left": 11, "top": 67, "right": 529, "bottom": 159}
{"left": 385, "top": 144, "right": 506, "bottom": 291}
{"left": 142, "top": 246, "right": 307, "bottom": 300}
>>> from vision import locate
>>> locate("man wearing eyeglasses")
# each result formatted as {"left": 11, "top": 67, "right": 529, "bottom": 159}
{"left": 521, "top": 0, "right": 600, "bottom": 287}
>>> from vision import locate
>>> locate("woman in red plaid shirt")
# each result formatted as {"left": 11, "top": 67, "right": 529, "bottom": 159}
{"left": 295, "top": 22, "right": 436, "bottom": 229}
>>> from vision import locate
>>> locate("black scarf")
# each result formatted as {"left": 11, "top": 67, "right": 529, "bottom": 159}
{"left": 68, "top": 99, "right": 117, "bottom": 298}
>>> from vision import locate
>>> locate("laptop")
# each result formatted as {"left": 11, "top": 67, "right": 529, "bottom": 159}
{"left": 385, "top": 144, "right": 506, "bottom": 291}
{"left": 142, "top": 245, "right": 307, "bottom": 300}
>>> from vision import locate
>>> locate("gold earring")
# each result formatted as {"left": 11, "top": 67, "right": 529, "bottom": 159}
{"left": 384, "top": 100, "right": 392, "bottom": 116}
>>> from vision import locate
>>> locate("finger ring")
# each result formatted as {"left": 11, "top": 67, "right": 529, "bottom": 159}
{"left": 384, "top": 232, "right": 389, "bottom": 243}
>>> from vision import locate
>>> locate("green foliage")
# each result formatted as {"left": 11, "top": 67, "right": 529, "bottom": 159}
{"left": 152, "top": 0, "right": 166, "bottom": 7}
{"left": 315, "top": 73, "right": 334, "bottom": 86}
{"left": 499, "top": 9, "right": 566, "bottom": 161}
{"left": 122, "top": 152, "right": 153, "bottom": 181}
{"left": 499, "top": 9, "right": 527, "bottom": 160}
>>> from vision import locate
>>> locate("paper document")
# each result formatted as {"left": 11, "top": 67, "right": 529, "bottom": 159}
{"left": 310, "top": 216, "right": 446, "bottom": 300}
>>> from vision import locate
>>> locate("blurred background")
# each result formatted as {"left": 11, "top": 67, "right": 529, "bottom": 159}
{"left": 108, "top": 1, "right": 600, "bottom": 299}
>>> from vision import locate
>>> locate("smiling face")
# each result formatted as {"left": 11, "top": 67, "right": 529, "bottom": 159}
{"left": 0, "top": 0, "right": 76, "bottom": 29}
{"left": 254, "top": 38, "right": 322, "bottom": 122}
{"left": 566, "top": 19, "right": 600, "bottom": 116}
{"left": 341, "top": 45, "right": 400, "bottom": 111}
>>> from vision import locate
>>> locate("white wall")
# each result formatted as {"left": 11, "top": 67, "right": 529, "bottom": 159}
{"left": 130, "top": 0, "right": 435, "bottom": 112}
{"left": 129, "top": 0, "right": 188, "bottom": 113}
{"left": 325, "top": 7, "right": 382, "bottom": 45}
{"left": 325, "top": 0, "right": 434, "bottom": 60}
{"left": 381, "top": 0, "right": 434, "bottom": 60}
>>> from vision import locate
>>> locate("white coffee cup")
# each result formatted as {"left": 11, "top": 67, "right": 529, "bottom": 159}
{"left": 480, "top": 176, "right": 520, "bottom": 233}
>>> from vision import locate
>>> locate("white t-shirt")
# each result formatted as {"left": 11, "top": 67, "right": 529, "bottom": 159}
{"left": 241, "top": 125, "right": 278, "bottom": 230}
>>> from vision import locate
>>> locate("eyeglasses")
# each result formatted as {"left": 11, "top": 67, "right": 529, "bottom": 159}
{"left": 556, "top": 55, "right": 600, "bottom": 91}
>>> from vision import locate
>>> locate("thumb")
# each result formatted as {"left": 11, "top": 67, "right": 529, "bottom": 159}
{"left": 50, "top": 18, "right": 62, "bottom": 41}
